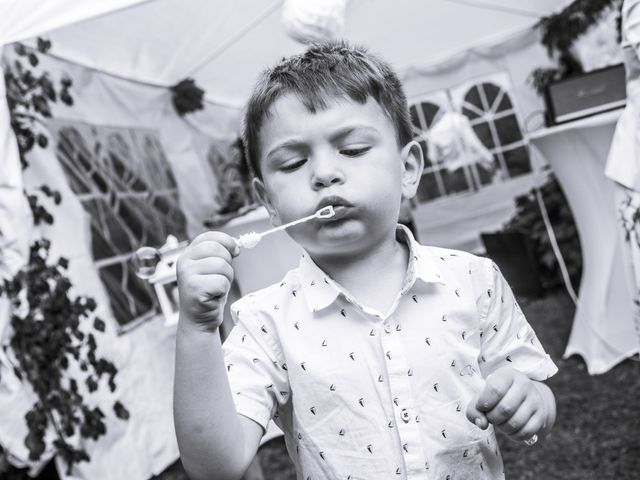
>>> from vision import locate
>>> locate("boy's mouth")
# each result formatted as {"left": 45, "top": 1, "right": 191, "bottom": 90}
{"left": 315, "top": 196, "right": 354, "bottom": 220}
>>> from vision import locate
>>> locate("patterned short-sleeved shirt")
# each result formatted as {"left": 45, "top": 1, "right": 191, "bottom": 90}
{"left": 223, "top": 226, "right": 557, "bottom": 480}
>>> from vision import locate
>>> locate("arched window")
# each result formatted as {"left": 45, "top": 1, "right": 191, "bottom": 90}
{"left": 411, "top": 97, "right": 491, "bottom": 202}
{"left": 461, "top": 82, "right": 531, "bottom": 180}
{"left": 56, "top": 124, "right": 187, "bottom": 332}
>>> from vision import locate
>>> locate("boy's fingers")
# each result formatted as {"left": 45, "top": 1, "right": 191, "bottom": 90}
{"left": 189, "top": 231, "right": 240, "bottom": 257}
{"left": 198, "top": 275, "right": 232, "bottom": 301}
{"left": 511, "top": 411, "right": 545, "bottom": 442}
{"left": 192, "top": 257, "right": 235, "bottom": 282}
{"left": 466, "top": 393, "right": 489, "bottom": 430}
{"left": 476, "top": 369, "right": 515, "bottom": 412}
{"left": 483, "top": 383, "right": 527, "bottom": 427}
{"left": 494, "top": 398, "right": 535, "bottom": 435}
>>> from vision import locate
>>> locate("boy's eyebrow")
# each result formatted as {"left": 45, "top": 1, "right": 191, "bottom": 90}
{"left": 328, "top": 125, "right": 379, "bottom": 143}
{"left": 266, "top": 125, "right": 379, "bottom": 159}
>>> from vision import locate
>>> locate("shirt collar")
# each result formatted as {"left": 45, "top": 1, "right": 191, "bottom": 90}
{"left": 298, "top": 224, "right": 446, "bottom": 313}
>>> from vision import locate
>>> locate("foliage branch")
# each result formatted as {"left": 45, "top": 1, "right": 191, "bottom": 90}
{"left": 503, "top": 173, "right": 583, "bottom": 291}
{"left": 1, "top": 39, "right": 128, "bottom": 476}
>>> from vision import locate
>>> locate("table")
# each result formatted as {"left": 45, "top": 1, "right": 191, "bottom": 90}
{"left": 529, "top": 109, "right": 640, "bottom": 374}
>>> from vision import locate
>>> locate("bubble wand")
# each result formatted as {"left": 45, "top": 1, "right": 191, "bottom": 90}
{"left": 235, "top": 205, "right": 335, "bottom": 249}
{"left": 132, "top": 206, "right": 336, "bottom": 278}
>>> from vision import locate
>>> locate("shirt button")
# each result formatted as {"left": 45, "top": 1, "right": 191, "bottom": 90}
{"left": 384, "top": 324, "right": 392, "bottom": 334}
{"left": 401, "top": 409, "right": 410, "bottom": 423}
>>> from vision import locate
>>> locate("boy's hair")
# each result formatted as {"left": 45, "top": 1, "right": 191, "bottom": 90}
{"left": 242, "top": 40, "right": 413, "bottom": 179}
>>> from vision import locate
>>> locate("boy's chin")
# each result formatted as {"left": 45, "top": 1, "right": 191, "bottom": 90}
{"left": 304, "top": 222, "right": 371, "bottom": 253}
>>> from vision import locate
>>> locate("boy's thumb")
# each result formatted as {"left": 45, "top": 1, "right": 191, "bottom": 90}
{"left": 466, "top": 394, "right": 489, "bottom": 430}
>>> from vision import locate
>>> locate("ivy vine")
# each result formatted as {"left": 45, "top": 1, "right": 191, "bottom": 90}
{"left": 1, "top": 39, "right": 128, "bottom": 475}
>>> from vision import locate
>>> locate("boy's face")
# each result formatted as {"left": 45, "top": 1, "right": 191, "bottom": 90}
{"left": 253, "top": 94, "right": 423, "bottom": 258}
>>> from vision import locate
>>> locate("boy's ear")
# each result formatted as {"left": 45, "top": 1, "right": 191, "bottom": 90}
{"left": 252, "top": 177, "right": 282, "bottom": 226}
{"left": 400, "top": 140, "right": 424, "bottom": 199}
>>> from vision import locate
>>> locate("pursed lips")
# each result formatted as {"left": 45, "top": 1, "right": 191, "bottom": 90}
{"left": 308, "top": 195, "right": 354, "bottom": 222}
{"left": 314, "top": 196, "right": 354, "bottom": 220}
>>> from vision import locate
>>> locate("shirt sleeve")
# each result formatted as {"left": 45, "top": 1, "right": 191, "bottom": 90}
{"left": 221, "top": 300, "right": 289, "bottom": 431}
{"left": 476, "top": 259, "right": 558, "bottom": 382}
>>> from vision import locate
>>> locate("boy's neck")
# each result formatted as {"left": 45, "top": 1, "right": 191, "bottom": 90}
{"left": 310, "top": 228, "right": 410, "bottom": 314}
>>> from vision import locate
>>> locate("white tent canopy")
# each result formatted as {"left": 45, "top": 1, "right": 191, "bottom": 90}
{"left": 8, "top": 0, "right": 566, "bottom": 106}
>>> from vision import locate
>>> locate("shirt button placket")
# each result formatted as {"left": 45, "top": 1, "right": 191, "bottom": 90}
{"left": 381, "top": 316, "right": 426, "bottom": 477}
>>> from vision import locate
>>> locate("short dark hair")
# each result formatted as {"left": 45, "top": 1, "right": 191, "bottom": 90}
{"left": 242, "top": 40, "right": 413, "bottom": 179}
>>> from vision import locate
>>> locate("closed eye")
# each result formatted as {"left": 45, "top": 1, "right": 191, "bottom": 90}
{"left": 279, "top": 158, "right": 307, "bottom": 172}
{"left": 340, "top": 146, "right": 370, "bottom": 157}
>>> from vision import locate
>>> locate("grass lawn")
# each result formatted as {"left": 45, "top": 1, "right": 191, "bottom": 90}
{"left": 497, "top": 291, "right": 640, "bottom": 479}
{"left": 155, "top": 290, "right": 640, "bottom": 480}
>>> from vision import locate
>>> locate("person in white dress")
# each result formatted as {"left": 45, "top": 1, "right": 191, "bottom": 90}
{"left": 606, "top": 0, "right": 640, "bottom": 344}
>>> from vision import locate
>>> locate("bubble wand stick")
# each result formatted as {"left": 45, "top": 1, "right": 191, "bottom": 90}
{"left": 235, "top": 205, "right": 335, "bottom": 249}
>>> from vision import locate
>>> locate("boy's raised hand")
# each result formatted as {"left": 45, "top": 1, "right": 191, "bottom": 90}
{"left": 176, "top": 231, "right": 239, "bottom": 332}
{"left": 466, "top": 366, "right": 552, "bottom": 443}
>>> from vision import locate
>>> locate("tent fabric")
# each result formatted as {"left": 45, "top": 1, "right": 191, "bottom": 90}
{"left": 17, "top": 0, "right": 570, "bottom": 105}
{"left": 0, "top": 0, "right": 151, "bottom": 46}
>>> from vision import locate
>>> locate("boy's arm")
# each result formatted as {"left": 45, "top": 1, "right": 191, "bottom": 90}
{"left": 174, "top": 322, "right": 263, "bottom": 480}
{"left": 469, "top": 259, "right": 558, "bottom": 443}
{"left": 173, "top": 231, "right": 263, "bottom": 480}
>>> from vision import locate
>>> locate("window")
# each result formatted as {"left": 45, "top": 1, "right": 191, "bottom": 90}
{"left": 410, "top": 73, "right": 531, "bottom": 204}
{"left": 460, "top": 81, "right": 531, "bottom": 179}
{"left": 55, "top": 123, "right": 187, "bottom": 332}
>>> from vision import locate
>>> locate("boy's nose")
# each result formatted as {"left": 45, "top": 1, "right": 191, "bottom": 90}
{"left": 312, "top": 173, "right": 343, "bottom": 189}
{"left": 311, "top": 154, "right": 345, "bottom": 190}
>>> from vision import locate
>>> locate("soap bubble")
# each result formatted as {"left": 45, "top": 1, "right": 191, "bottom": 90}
{"left": 132, "top": 246, "right": 161, "bottom": 279}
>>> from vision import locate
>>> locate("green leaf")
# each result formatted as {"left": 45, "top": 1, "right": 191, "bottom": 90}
{"left": 60, "top": 90, "right": 73, "bottom": 106}
{"left": 93, "top": 318, "right": 105, "bottom": 333}
{"left": 27, "top": 52, "right": 38, "bottom": 67}
{"left": 14, "top": 43, "right": 26, "bottom": 56}
{"left": 85, "top": 298, "right": 97, "bottom": 312}
{"left": 36, "top": 38, "right": 51, "bottom": 54}
{"left": 85, "top": 376, "right": 98, "bottom": 393}
{"left": 113, "top": 401, "right": 130, "bottom": 420}
{"left": 36, "top": 133, "right": 48, "bottom": 148}
{"left": 31, "top": 95, "right": 51, "bottom": 118}
{"left": 25, "top": 430, "right": 45, "bottom": 461}
{"left": 39, "top": 74, "right": 56, "bottom": 102}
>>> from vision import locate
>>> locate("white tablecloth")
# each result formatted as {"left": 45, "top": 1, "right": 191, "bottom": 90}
{"left": 530, "top": 110, "right": 640, "bottom": 374}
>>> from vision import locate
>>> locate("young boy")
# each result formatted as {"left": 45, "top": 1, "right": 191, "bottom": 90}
{"left": 173, "top": 41, "right": 557, "bottom": 480}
